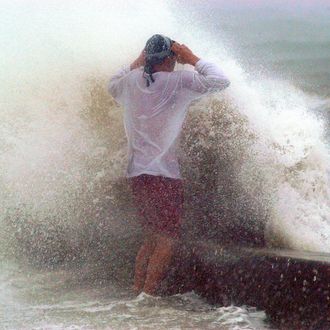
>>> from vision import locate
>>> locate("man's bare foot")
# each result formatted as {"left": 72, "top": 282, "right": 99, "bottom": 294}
{"left": 142, "top": 286, "right": 157, "bottom": 296}
{"left": 132, "top": 285, "right": 142, "bottom": 296}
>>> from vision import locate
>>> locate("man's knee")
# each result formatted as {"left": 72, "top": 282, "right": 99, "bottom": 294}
{"left": 155, "top": 234, "right": 176, "bottom": 250}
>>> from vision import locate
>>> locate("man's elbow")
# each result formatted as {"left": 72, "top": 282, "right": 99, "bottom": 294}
{"left": 221, "top": 78, "right": 230, "bottom": 89}
{"left": 108, "top": 80, "right": 118, "bottom": 99}
{"left": 108, "top": 81, "right": 114, "bottom": 95}
{"left": 212, "top": 77, "right": 230, "bottom": 91}
{"left": 108, "top": 80, "right": 124, "bottom": 106}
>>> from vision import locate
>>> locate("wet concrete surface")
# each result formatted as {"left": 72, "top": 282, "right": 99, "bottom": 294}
{"left": 162, "top": 241, "right": 330, "bottom": 330}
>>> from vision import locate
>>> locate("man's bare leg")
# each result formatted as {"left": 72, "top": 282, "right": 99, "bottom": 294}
{"left": 133, "top": 233, "right": 156, "bottom": 294}
{"left": 142, "top": 234, "right": 175, "bottom": 295}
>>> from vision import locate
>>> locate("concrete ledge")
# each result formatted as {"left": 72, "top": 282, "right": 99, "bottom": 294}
{"left": 163, "top": 241, "right": 330, "bottom": 329}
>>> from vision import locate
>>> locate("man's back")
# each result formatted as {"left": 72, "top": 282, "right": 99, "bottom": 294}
{"left": 109, "top": 60, "right": 230, "bottom": 178}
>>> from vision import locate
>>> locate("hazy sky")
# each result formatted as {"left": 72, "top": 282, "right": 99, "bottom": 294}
{"left": 187, "top": 0, "right": 330, "bottom": 10}
{"left": 195, "top": 0, "right": 330, "bottom": 6}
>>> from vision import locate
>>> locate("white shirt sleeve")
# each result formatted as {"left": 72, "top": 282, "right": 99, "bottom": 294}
{"left": 179, "top": 59, "right": 230, "bottom": 100}
{"left": 108, "top": 65, "right": 130, "bottom": 105}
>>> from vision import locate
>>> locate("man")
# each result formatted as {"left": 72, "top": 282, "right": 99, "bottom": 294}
{"left": 108, "top": 34, "right": 230, "bottom": 295}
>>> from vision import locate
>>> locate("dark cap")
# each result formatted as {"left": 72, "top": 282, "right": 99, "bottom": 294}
{"left": 144, "top": 34, "right": 175, "bottom": 63}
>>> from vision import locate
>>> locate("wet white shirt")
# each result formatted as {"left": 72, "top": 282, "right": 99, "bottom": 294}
{"left": 108, "top": 59, "right": 230, "bottom": 179}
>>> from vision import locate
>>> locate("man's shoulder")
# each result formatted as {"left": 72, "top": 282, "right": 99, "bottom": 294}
{"left": 161, "top": 69, "right": 196, "bottom": 82}
{"left": 172, "top": 68, "right": 195, "bottom": 75}
{"left": 128, "top": 67, "right": 143, "bottom": 76}
{"left": 122, "top": 67, "right": 144, "bottom": 83}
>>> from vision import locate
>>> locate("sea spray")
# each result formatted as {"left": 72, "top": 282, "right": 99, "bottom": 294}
{"left": 1, "top": 1, "right": 329, "bottom": 272}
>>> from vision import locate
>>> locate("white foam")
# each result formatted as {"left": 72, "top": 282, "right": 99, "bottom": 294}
{"left": 0, "top": 0, "right": 329, "bottom": 254}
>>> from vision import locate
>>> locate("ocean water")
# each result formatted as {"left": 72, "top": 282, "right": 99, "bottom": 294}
{"left": 0, "top": 0, "right": 329, "bottom": 329}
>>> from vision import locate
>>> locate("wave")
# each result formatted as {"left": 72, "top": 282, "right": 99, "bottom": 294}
{"left": 0, "top": 1, "right": 329, "bottom": 269}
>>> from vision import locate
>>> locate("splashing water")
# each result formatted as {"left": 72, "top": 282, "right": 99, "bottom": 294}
{"left": 0, "top": 0, "right": 329, "bottom": 270}
{"left": 1, "top": 1, "right": 330, "bottom": 329}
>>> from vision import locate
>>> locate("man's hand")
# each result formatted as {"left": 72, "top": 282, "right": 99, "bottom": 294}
{"left": 171, "top": 43, "right": 200, "bottom": 66}
{"left": 130, "top": 50, "right": 146, "bottom": 70}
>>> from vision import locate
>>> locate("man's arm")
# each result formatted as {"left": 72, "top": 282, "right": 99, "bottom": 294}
{"left": 108, "top": 50, "right": 146, "bottom": 104}
{"left": 108, "top": 66, "right": 129, "bottom": 105}
{"left": 172, "top": 43, "right": 200, "bottom": 67}
{"left": 172, "top": 43, "right": 230, "bottom": 97}
{"left": 130, "top": 50, "right": 145, "bottom": 70}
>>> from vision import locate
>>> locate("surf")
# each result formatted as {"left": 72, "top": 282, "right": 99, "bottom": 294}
{"left": 0, "top": 0, "right": 329, "bottom": 276}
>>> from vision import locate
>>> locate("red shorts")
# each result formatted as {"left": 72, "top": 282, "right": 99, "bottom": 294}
{"left": 130, "top": 174, "right": 184, "bottom": 239}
